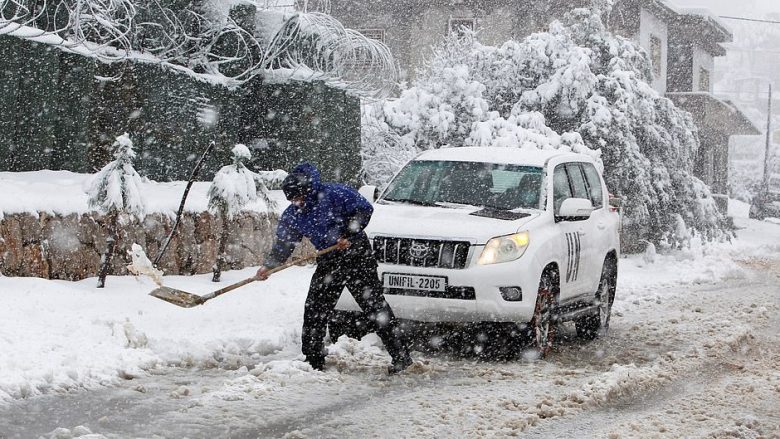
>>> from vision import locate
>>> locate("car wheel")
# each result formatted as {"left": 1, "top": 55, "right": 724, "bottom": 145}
{"left": 328, "top": 310, "right": 372, "bottom": 342}
{"left": 576, "top": 259, "right": 616, "bottom": 340}
{"left": 529, "top": 271, "right": 558, "bottom": 359}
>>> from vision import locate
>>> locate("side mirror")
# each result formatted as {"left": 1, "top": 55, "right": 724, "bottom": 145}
{"left": 359, "top": 185, "right": 378, "bottom": 202}
{"left": 557, "top": 198, "right": 594, "bottom": 221}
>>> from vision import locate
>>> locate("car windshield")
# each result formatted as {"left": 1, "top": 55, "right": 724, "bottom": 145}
{"left": 381, "top": 160, "right": 544, "bottom": 210}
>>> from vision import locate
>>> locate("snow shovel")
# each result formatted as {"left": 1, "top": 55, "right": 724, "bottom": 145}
{"left": 149, "top": 243, "right": 341, "bottom": 308}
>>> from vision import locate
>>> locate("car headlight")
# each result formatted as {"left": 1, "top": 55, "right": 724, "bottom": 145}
{"left": 478, "top": 232, "right": 530, "bottom": 265}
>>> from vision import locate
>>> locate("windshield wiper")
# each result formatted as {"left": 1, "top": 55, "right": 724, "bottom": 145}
{"left": 382, "top": 198, "right": 437, "bottom": 206}
{"left": 434, "top": 201, "right": 477, "bottom": 209}
{"left": 479, "top": 204, "right": 513, "bottom": 211}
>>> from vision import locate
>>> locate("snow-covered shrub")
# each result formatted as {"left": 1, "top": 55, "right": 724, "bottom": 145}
{"left": 364, "top": 1, "right": 729, "bottom": 244}
{"left": 208, "top": 144, "right": 276, "bottom": 282}
{"left": 208, "top": 144, "right": 275, "bottom": 219}
{"left": 255, "top": 170, "right": 289, "bottom": 190}
{"left": 560, "top": 6, "right": 725, "bottom": 243}
{"left": 383, "top": 63, "right": 490, "bottom": 151}
{"left": 84, "top": 133, "right": 145, "bottom": 287}
{"left": 85, "top": 133, "right": 145, "bottom": 218}
{"left": 360, "top": 103, "right": 418, "bottom": 187}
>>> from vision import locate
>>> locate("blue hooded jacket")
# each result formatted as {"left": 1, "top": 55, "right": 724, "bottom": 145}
{"left": 264, "top": 163, "right": 374, "bottom": 268}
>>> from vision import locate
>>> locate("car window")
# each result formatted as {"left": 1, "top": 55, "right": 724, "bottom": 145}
{"left": 382, "top": 160, "right": 543, "bottom": 210}
{"left": 553, "top": 165, "right": 572, "bottom": 213}
{"left": 491, "top": 169, "right": 522, "bottom": 193}
{"left": 580, "top": 163, "right": 604, "bottom": 209}
{"left": 566, "top": 163, "right": 590, "bottom": 201}
{"left": 383, "top": 161, "right": 444, "bottom": 202}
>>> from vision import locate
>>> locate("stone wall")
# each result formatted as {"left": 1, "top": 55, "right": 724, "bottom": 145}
{"left": 0, "top": 210, "right": 311, "bottom": 280}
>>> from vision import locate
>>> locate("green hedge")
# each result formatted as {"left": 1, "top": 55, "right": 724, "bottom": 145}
{"left": 0, "top": 36, "right": 361, "bottom": 184}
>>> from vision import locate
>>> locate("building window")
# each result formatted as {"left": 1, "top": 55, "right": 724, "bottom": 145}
{"left": 650, "top": 35, "right": 662, "bottom": 77}
{"left": 699, "top": 67, "right": 710, "bottom": 92}
{"left": 358, "top": 29, "right": 385, "bottom": 44}
{"left": 448, "top": 18, "right": 476, "bottom": 36}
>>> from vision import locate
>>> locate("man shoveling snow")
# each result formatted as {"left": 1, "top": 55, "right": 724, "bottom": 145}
{"left": 255, "top": 163, "right": 414, "bottom": 374}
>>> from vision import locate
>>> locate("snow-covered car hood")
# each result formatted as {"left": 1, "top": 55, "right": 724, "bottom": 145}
{"left": 366, "top": 202, "right": 539, "bottom": 244}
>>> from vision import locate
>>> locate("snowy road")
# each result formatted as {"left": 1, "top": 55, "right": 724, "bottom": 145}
{"left": 1, "top": 263, "right": 778, "bottom": 439}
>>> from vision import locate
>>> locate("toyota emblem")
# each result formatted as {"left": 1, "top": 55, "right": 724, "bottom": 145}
{"left": 409, "top": 242, "right": 430, "bottom": 259}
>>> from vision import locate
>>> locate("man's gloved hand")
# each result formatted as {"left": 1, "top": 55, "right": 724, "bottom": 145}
{"left": 336, "top": 238, "right": 351, "bottom": 250}
{"left": 255, "top": 266, "right": 270, "bottom": 281}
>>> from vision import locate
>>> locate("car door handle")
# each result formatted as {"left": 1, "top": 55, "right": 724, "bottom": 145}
{"left": 597, "top": 222, "right": 606, "bottom": 230}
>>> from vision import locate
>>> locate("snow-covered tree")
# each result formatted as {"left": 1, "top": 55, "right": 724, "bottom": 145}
{"left": 86, "top": 133, "right": 145, "bottom": 217}
{"left": 366, "top": 2, "right": 728, "bottom": 245}
{"left": 360, "top": 103, "right": 417, "bottom": 187}
{"left": 559, "top": 6, "right": 724, "bottom": 244}
{"left": 208, "top": 143, "right": 275, "bottom": 282}
{"left": 85, "top": 132, "right": 145, "bottom": 287}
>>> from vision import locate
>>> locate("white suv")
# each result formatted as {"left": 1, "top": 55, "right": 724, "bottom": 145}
{"left": 333, "top": 147, "right": 620, "bottom": 355}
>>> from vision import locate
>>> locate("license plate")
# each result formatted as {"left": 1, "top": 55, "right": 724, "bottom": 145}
{"left": 383, "top": 273, "right": 447, "bottom": 292}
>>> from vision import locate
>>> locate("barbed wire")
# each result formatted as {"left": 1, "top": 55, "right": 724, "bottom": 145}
{"left": 0, "top": 0, "right": 396, "bottom": 97}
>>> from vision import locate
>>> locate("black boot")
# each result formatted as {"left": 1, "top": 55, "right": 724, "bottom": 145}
{"left": 307, "top": 356, "right": 325, "bottom": 371}
{"left": 388, "top": 351, "right": 413, "bottom": 375}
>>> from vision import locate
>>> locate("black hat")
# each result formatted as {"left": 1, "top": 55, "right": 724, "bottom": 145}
{"left": 281, "top": 172, "right": 312, "bottom": 200}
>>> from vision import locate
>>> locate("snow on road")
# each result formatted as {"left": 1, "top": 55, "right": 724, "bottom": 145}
{"left": 0, "top": 205, "right": 778, "bottom": 438}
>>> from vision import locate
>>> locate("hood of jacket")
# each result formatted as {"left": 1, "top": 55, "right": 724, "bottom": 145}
{"left": 290, "top": 162, "right": 323, "bottom": 206}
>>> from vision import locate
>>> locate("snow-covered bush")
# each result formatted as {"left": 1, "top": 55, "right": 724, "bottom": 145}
{"left": 208, "top": 144, "right": 275, "bottom": 282}
{"left": 86, "top": 133, "right": 145, "bottom": 218}
{"left": 207, "top": 144, "right": 275, "bottom": 219}
{"left": 84, "top": 132, "right": 145, "bottom": 287}
{"left": 364, "top": 1, "right": 728, "bottom": 244}
{"left": 360, "top": 103, "right": 418, "bottom": 187}
{"left": 255, "top": 169, "right": 289, "bottom": 190}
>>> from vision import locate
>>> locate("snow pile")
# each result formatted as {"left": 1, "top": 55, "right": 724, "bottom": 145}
{"left": 127, "top": 243, "right": 164, "bottom": 286}
{"left": 0, "top": 265, "right": 309, "bottom": 405}
{"left": 0, "top": 279, "right": 159, "bottom": 404}
{"left": 40, "top": 425, "right": 105, "bottom": 439}
{"left": 325, "top": 335, "right": 394, "bottom": 373}
{"left": 195, "top": 360, "right": 340, "bottom": 404}
{"left": 619, "top": 200, "right": 780, "bottom": 296}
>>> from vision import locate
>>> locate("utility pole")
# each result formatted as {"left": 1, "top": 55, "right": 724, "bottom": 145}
{"left": 764, "top": 83, "right": 773, "bottom": 190}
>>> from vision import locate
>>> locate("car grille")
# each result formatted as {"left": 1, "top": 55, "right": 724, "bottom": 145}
{"left": 372, "top": 236, "right": 471, "bottom": 269}
{"left": 384, "top": 286, "right": 476, "bottom": 300}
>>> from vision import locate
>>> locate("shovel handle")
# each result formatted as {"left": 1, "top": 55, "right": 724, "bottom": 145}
{"left": 264, "top": 243, "right": 342, "bottom": 275}
{"left": 200, "top": 243, "right": 342, "bottom": 303}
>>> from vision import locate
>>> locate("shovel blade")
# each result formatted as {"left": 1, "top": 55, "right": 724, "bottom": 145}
{"left": 149, "top": 286, "right": 204, "bottom": 308}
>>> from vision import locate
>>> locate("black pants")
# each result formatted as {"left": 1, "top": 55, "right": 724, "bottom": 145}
{"left": 302, "top": 235, "right": 409, "bottom": 368}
